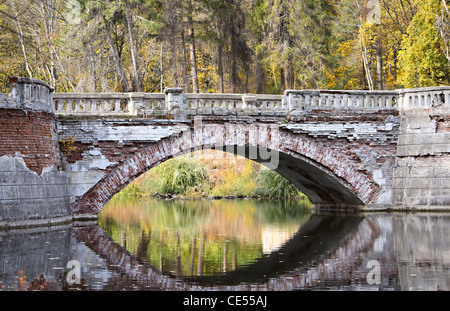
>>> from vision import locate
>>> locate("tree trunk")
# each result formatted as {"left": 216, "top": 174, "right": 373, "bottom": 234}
{"left": 103, "top": 15, "right": 130, "bottom": 92}
{"left": 188, "top": 0, "right": 199, "bottom": 93}
{"left": 217, "top": 42, "right": 224, "bottom": 93}
{"left": 255, "top": 44, "right": 266, "bottom": 94}
{"left": 125, "top": 8, "right": 140, "bottom": 92}
{"left": 230, "top": 27, "right": 237, "bottom": 93}
{"left": 376, "top": 37, "right": 383, "bottom": 90}
{"left": 168, "top": 0, "right": 180, "bottom": 87}
{"left": 180, "top": 29, "right": 189, "bottom": 92}
{"left": 11, "top": 1, "right": 33, "bottom": 78}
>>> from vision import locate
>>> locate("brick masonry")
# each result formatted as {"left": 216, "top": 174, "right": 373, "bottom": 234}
{"left": 0, "top": 78, "right": 71, "bottom": 228}
{"left": 59, "top": 112, "right": 399, "bottom": 216}
{"left": 0, "top": 109, "right": 62, "bottom": 174}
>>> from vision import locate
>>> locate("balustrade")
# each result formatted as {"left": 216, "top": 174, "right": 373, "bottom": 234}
{"left": 398, "top": 87, "right": 450, "bottom": 111}
{"left": 52, "top": 86, "right": 449, "bottom": 117}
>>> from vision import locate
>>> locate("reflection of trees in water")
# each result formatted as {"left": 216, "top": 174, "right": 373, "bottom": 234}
{"left": 98, "top": 198, "right": 312, "bottom": 277}
{"left": 75, "top": 212, "right": 380, "bottom": 290}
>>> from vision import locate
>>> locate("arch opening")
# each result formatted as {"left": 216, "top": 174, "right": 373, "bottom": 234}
{"left": 72, "top": 138, "right": 371, "bottom": 216}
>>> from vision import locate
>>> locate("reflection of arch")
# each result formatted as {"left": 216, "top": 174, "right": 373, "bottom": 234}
{"left": 72, "top": 127, "right": 381, "bottom": 216}
{"left": 184, "top": 215, "right": 364, "bottom": 285}
{"left": 73, "top": 214, "right": 373, "bottom": 290}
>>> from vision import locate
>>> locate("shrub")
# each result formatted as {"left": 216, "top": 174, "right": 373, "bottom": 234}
{"left": 254, "top": 170, "right": 300, "bottom": 199}
{"left": 152, "top": 157, "right": 210, "bottom": 195}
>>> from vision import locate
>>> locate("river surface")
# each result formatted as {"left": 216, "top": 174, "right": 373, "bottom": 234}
{"left": 0, "top": 198, "right": 449, "bottom": 291}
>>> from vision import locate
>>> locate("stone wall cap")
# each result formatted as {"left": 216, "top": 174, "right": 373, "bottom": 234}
{"left": 10, "top": 76, "right": 54, "bottom": 93}
{"left": 164, "top": 87, "right": 184, "bottom": 94}
{"left": 397, "top": 86, "right": 450, "bottom": 93}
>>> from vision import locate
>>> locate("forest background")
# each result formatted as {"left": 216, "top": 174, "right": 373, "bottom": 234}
{"left": 1, "top": 0, "right": 449, "bottom": 199}
{"left": 1, "top": 0, "right": 450, "bottom": 94}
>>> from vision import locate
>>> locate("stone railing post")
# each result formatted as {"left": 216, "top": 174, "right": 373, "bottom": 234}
{"left": 283, "top": 90, "right": 303, "bottom": 110}
{"left": 128, "top": 92, "right": 145, "bottom": 116}
{"left": 8, "top": 76, "right": 54, "bottom": 113}
{"left": 242, "top": 94, "right": 258, "bottom": 109}
{"left": 164, "top": 87, "right": 187, "bottom": 120}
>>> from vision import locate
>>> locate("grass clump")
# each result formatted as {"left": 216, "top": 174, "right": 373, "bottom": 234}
{"left": 117, "top": 150, "right": 310, "bottom": 204}
{"left": 153, "top": 157, "right": 210, "bottom": 195}
{"left": 254, "top": 169, "right": 307, "bottom": 200}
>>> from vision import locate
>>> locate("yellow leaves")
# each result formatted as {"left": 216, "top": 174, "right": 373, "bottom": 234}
{"left": 59, "top": 136, "right": 77, "bottom": 156}
{"left": 398, "top": 0, "right": 450, "bottom": 87}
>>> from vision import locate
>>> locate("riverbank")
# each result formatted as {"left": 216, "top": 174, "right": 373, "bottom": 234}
{"left": 123, "top": 192, "right": 311, "bottom": 202}
{"left": 116, "top": 151, "right": 311, "bottom": 203}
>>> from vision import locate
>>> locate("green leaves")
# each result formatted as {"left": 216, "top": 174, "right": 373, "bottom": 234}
{"left": 152, "top": 157, "right": 210, "bottom": 195}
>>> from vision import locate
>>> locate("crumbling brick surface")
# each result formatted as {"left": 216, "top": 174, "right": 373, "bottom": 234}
{"left": 0, "top": 109, "right": 61, "bottom": 175}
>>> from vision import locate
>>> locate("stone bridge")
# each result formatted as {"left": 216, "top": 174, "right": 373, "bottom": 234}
{"left": 1, "top": 77, "right": 449, "bottom": 227}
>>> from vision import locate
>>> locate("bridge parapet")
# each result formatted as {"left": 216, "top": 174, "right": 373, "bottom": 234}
{"left": 1, "top": 77, "right": 54, "bottom": 114}
{"left": 53, "top": 88, "right": 407, "bottom": 117}
{"left": 284, "top": 89, "right": 398, "bottom": 112}
{"left": 53, "top": 90, "right": 286, "bottom": 117}
{"left": 49, "top": 86, "right": 450, "bottom": 117}
{"left": 398, "top": 86, "right": 450, "bottom": 112}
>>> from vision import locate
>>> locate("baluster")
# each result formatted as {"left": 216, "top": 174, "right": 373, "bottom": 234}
{"left": 341, "top": 94, "right": 347, "bottom": 108}
{"left": 99, "top": 99, "right": 105, "bottom": 113}
{"left": 73, "top": 99, "right": 80, "bottom": 112}
{"left": 303, "top": 94, "right": 310, "bottom": 110}
{"left": 378, "top": 95, "right": 384, "bottom": 108}
{"left": 55, "top": 99, "right": 61, "bottom": 113}
{"left": 311, "top": 95, "right": 318, "bottom": 108}
{"left": 324, "top": 95, "right": 331, "bottom": 108}
{"left": 386, "top": 95, "right": 392, "bottom": 108}
{"left": 348, "top": 95, "right": 355, "bottom": 108}
{"left": 414, "top": 95, "right": 419, "bottom": 108}
{"left": 432, "top": 93, "right": 438, "bottom": 107}
{"left": 66, "top": 99, "right": 73, "bottom": 112}
{"left": 90, "top": 99, "right": 96, "bottom": 113}
{"left": 374, "top": 95, "right": 380, "bottom": 108}
{"left": 363, "top": 95, "right": 369, "bottom": 108}
{"left": 221, "top": 100, "right": 227, "bottom": 109}
{"left": 357, "top": 95, "right": 364, "bottom": 108}
{"left": 334, "top": 95, "right": 341, "bottom": 109}
{"left": 236, "top": 100, "right": 243, "bottom": 110}
{"left": 114, "top": 99, "right": 121, "bottom": 112}
{"left": 276, "top": 99, "right": 282, "bottom": 110}
{"left": 109, "top": 99, "right": 115, "bottom": 113}
{"left": 77, "top": 99, "right": 84, "bottom": 112}
{"left": 141, "top": 98, "right": 149, "bottom": 112}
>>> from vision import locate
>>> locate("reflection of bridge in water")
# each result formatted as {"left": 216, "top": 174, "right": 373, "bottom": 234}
{"left": 73, "top": 214, "right": 398, "bottom": 290}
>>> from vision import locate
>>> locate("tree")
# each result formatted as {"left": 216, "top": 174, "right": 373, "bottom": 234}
{"left": 398, "top": 0, "right": 450, "bottom": 87}
{"left": 436, "top": 0, "right": 450, "bottom": 63}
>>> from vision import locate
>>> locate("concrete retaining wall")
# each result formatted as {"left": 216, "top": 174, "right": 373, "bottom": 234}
{"left": 0, "top": 77, "right": 71, "bottom": 229}
{"left": 393, "top": 100, "right": 450, "bottom": 210}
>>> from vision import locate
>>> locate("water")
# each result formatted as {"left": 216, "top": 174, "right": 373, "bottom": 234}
{"left": 0, "top": 198, "right": 449, "bottom": 291}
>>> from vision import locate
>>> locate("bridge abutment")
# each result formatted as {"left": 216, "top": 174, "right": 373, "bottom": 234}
{"left": 393, "top": 88, "right": 450, "bottom": 210}
{"left": 0, "top": 77, "right": 71, "bottom": 229}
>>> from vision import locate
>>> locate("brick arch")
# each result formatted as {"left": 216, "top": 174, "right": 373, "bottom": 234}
{"left": 71, "top": 125, "right": 381, "bottom": 216}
